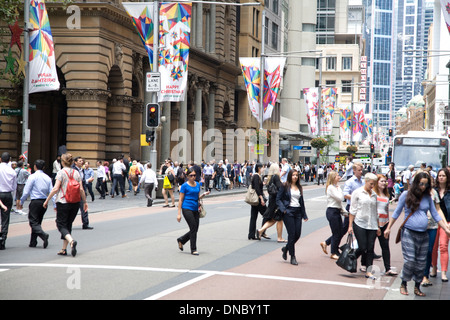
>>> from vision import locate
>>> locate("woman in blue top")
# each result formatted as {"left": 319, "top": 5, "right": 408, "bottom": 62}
{"left": 176, "top": 167, "right": 210, "bottom": 255}
{"left": 384, "top": 172, "right": 450, "bottom": 297}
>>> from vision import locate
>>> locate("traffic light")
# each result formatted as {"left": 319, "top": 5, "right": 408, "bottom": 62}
{"left": 145, "top": 130, "right": 155, "bottom": 145}
{"left": 370, "top": 143, "right": 374, "bottom": 153}
{"left": 146, "top": 103, "right": 160, "bottom": 128}
{"left": 388, "top": 128, "right": 393, "bottom": 137}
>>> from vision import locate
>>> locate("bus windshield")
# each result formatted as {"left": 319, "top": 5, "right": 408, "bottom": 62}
{"left": 393, "top": 144, "right": 447, "bottom": 171}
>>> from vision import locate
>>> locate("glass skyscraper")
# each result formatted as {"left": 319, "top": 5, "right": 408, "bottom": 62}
{"left": 363, "top": 0, "right": 395, "bottom": 132}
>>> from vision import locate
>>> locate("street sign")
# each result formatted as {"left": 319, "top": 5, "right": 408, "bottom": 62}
{"left": 146, "top": 72, "right": 161, "bottom": 92}
{"left": 293, "top": 146, "right": 311, "bottom": 150}
{"left": 1, "top": 109, "right": 22, "bottom": 116}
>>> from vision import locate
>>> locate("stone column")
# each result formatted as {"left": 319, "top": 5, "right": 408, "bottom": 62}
{"left": 207, "top": 83, "right": 216, "bottom": 161}
{"left": 161, "top": 101, "right": 171, "bottom": 164}
{"left": 63, "top": 88, "right": 111, "bottom": 162}
{"left": 196, "top": 3, "right": 203, "bottom": 50}
{"left": 178, "top": 99, "right": 188, "bottom": 163}
{"left": 209, "top": 4, "right": 216, "bottom": 53}
{"left": 194, "top": 84, "right": 203, "bottom": 163}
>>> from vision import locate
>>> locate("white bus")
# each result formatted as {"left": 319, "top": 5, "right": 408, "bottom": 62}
{"left": 392, "top": 131, "right": 450, "bottom": 172}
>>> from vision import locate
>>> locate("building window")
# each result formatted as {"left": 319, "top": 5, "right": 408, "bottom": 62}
{"left": 271, "top": 22, "right": 278, "bottom": 50}
{"left": 326, "top": 56, "right": 336, "bottom": 70}
{"left": 342, "top": 56, "right": 352, "bottom": 70}
{"left": 264, "top": 17, "right": 269, "bottom": 44}
{"left": 273, "top": 0, "right": 279, "bottom": 15}
{"left": 342, "top": 80, "right": 352, "bottom": 93}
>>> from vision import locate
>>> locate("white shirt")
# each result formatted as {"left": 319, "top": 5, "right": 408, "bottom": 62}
{"left": 140, "top": 169, "right": 157, "bottom": 184}
{"left": 113, "top": 161, "right": 126, "bottom": 175}
{"left": 350, "top": 186, "right": 378, "bottom": 230}
{"left": 0, "top": 162, "right": 17, "bottom": 192}
{"left": 97, "top": 165, "right": 106, "bottom": 180}
{"left": 402, "top": 169, "right": 412, "bottom": 183}
{"left": 289, "top": 188, "right": 301, "bottom": 207}
{"left": 326, "top": 184, "right": 346, "bottom": 211}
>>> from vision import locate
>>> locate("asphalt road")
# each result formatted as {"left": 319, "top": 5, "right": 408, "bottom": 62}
{"left": 1, "top": 182, "right": 449, "bottom": 305}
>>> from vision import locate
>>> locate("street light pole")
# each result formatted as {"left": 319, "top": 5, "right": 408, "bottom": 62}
{"left": 22, "top": 0, "right": 30, "bottom": 158}
{"left": 258, "top": 9, "right": 265, "bottom": 163}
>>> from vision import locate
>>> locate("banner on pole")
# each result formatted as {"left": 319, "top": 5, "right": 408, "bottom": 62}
{"left": 339, "top": 104, "right": 352, "bottom": 142}
{"left": 123, "top": 2, "right": 155, "bottom": 69}
{"left": 28, "top": 0, "right": 60, "bottom": 94}
{"left": 240, "top": 57, "right": 286, "bottom": 124}
{"left": 158, "top": 2, "right": 192, "bottom": 102}
{"left": 440, "top": 0, "right": 450, "bottom": 34}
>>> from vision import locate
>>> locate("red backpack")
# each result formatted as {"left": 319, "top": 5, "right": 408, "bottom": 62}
{"left": 62, "top": 169, "right": 81, "bottom": 203}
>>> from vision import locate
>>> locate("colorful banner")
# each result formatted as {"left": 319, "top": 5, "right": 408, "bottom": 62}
{"left": 339, "top": 104, "right": 352, "bottom": 142}
{"left": 240, "top": 57, "right": 261, "bottom": 122}
{"left": 321, "top": 88, "right": 337, "bottom": 135}
{"left": 28, "top": 0, "right": 60, "bottom": 94}
{"left": 352, "top": 103, "right": 366, "bottom": 142}
{"left": 441, "top": 0, "right": 450, "bottom": 34}
{"left": 303, "top": 87, "right": 319, "bottom": 135}
{"left": 263, "top": 57, "right": 286, "bottom": 122}
{"left": 123, "top": 2, "right": 155, "bottom": 68}
{"left": 158, "top": 2, "right": 192, "bottom": 102}
{"left": 240, "top": 57, "right": 286, "bottom": 124}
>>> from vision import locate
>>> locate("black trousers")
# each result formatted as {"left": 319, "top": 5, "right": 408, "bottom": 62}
{"left": 28, "top": 199, "right": 48, "bottom": 245}
{"left": 144, "top": 183, "right": 154, "bottom": 206}
{"left": 204, "top": 175, "right": 212, "bottom": 192}
{"left": 249, "top": 203, "right": 268, "bottom": 239}
{"left": 325, "top": 207, "right": 345, "bottom": 255}
{"left": 353, "top": 222, "right": 377, "bottom": 270}
{"left": 178, "top": 209, "right": 200, "bottom": 252}
{"left": 0, "top": 192, "right": 13, "bottom": 242}
{"left": 283, "top": 206, "right": 303, "bottom": 257}
{"left": 56, "top": 202, "right": 79, "bottom": 240}
{"left": 112, "top": 174, "right": 125, "bottom": 196}
{"left": 96, "top": 178, "right": 106, "bottom": 198}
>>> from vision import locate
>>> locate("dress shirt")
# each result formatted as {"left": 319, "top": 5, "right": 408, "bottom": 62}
{"left": 113, "top": 161, "right": 126, "bottom": 175}
{"left": 350, "top": 186, "right": 378, "bottom": 230}
{"left": 203, "top": 165, "right": 214, "bottom": 175}
{"left": 97, "top": 165, "right": 106, "bottom": 180}
{"left": 139, "top": 169, "right": 157, "bottom": 184}
{"left": 20, "top": 170, "right": 53, "bottom": 205}
{"left": 0, "top": 162, "right": 17, "bottom": 192}
{"left": 343, "top": 175, "right": 364, "bottom": 206}
{"left": 84, "top": 167, "right": 94, "bottom": 183}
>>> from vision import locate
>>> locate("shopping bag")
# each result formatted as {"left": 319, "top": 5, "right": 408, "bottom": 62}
{"left": 199, "top": 199, "right": 206, "bottom": 218}
{"left": 336, "top": 234, "right": 357, "bottom": 273}
{"left": 163, "top": 176, "right": 172, "bottom": 189}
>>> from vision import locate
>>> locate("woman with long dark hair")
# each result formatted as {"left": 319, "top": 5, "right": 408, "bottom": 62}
{"left": 176, "top": 167, "right": 210, "bottom": 255}
{"left": 276, "top": 169, "right": 308, "bottom": 265}
{"left": 385, "top": 172, "right": 450, "bottom": 297}
{"left": 248, "top": 162, "right": 268, "bottom": 240}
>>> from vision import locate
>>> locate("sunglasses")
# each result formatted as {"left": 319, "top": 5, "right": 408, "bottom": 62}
{"left": 419, "top": 182, "right": 429, "bottom": 187}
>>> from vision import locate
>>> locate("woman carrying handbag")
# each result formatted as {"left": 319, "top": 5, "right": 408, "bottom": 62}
{"left": 248, "top": 163, "right": 268, "bottom": 240}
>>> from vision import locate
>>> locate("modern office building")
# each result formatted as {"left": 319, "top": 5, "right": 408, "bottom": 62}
{"left": 363, "top": 0, "right": 395, "bottom": 132}
{"left": 393, "top": 0, "right": 434, "bottom": 124}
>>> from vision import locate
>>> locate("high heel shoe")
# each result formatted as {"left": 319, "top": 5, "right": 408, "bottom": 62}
{"left": 281, "top": 246, "right": 287, "bottom": 261}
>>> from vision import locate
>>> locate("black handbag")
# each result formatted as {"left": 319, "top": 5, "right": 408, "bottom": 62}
{"left": 336, "top": 234, "right": 357, "bottom": 273}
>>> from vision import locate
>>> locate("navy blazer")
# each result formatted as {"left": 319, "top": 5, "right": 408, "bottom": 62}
{"left": 276, "top": 185, "right": 308, "bottom": 219}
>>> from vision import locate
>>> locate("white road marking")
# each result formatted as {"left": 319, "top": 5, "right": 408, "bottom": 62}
{"left": 0, "top": 263, "right": 389, "bottom": 299}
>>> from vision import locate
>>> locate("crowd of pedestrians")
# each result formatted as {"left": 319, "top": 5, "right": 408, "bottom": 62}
{"left": 3, "top": 149, "right": 450, "bottom": 298}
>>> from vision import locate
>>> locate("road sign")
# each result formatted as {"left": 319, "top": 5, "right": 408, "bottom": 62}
{"left": 146, "top": 72, "right": 161, "bottom": 92}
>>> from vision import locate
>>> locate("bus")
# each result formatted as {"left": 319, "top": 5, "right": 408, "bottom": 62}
{"left": 392, "top": 131, "right": 450, "bottom": 172}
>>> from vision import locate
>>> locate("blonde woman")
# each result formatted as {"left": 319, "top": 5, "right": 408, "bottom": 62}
{"left": 348, "top": 173, "right": 379, "bottom": 280}
{"left": 257, "top": 163, "right": 286, "bottom": 242}
{"left": 129, "top": 160, "right": 141, "bottom": 195}
{"left": 44, "top": 153, "right": 87, "bottom": 257}
{"left": 320, "top": 171, "right": 347, "bottom": 260}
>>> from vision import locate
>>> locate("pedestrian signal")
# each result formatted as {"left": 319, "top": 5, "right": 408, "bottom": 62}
{"left": 146, "top": 103, "right": 160, "bottom": 128}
